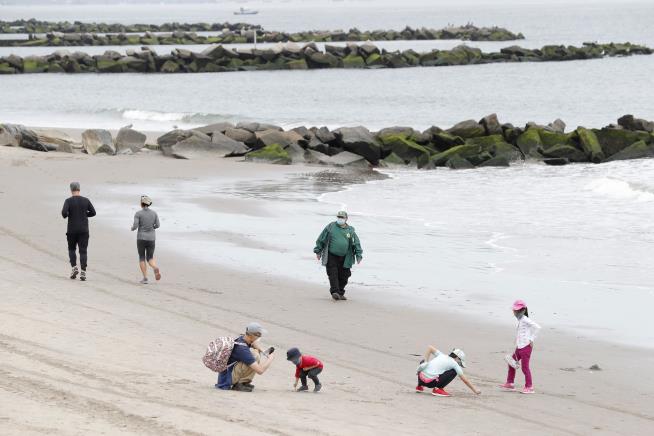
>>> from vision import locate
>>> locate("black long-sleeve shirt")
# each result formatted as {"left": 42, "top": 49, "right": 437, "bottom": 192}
{"left": 62, "top": 196, "right": 96, "bottom": 234}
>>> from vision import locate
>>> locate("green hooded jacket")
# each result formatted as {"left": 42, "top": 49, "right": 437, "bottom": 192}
{"left": 313, "top": 222, "right": 363, "bottom": 268}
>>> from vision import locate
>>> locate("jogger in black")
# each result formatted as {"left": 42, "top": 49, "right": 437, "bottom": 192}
{"left": 66, "top": 232, "right": 89, "bottom": 272}
{"left": 61, "top": 182, "right": 96, "bottom": 281}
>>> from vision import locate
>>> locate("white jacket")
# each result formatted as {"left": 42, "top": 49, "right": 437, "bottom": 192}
{"left": 516, "top": 316, "right": 541, "bottom": 349}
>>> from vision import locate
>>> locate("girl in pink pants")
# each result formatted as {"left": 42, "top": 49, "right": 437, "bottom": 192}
{"left": 500, "top": 300, "right": 541, "bottom": 394}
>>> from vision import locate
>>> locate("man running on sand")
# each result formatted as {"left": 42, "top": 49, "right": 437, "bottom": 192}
{"left": 61, "top": 182, "right": 96, "bottom": 281}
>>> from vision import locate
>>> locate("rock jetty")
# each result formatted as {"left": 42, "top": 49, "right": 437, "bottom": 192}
{"left": 0, "top": 20, "right": 522, "bottom": 46}
{"left": 3, "top": 115, "right": 654, "bottom": 170}
{"left": 0, "top": 19, "right": 260, "bottom": 34}
{"left": 0, "top": 42, "right": 650, "bottom": 74}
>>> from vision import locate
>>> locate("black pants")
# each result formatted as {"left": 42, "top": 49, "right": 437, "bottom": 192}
{"left": 300, "top": 367, "right": 322, "bottom": 387}
{"left": 67, "top": 232, "right": 89, "bottom": 270}
{"left": 137, "top": 239, "right": 156, "bottom": 261}
{"left": 417, "top": 369, "right": 457, "bottom": 389}
{"left": 326, "top": 253, "right": 351, "bottom": 295}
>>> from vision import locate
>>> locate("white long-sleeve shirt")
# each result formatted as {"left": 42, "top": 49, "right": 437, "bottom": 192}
{"left": 516, "top": 316, "right": 541, "bottom": 349}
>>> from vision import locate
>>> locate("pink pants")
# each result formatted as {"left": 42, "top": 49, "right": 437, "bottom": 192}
{"left": 506, "top": 344, "right": 533, "bottom": 388}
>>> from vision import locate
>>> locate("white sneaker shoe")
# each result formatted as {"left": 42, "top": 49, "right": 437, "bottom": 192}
{"left": 505, "top": 354, "right": 520, "bottom": 369}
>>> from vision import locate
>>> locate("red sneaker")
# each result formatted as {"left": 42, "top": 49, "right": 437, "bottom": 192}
{"left": 415, "top": 385, "right": 425, "bottom": 393}
{"left": 498, "top": 383, "right": 515, "bottom": 391}
{"left": 432, "top": 388, "right": 451, "bottom": 397}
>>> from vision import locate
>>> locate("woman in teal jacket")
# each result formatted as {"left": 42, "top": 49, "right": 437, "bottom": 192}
{"left": 313, "top": 211, "right": 363, "bottom": 301}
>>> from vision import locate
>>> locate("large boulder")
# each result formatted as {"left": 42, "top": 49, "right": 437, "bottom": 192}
{"left": 604, "top": 140, "right": 654, "bottom": 162}
{"left": 306, "top": 51, "right": 340, "bottom": 68}
{"left": 236, "top": 122, "right": 283, "bottom": 133}
{"left": 305, "top": 149, "right": 334, "bottom": 165}
{"left": 424, "top": 127, "right": 465, "bottom": 151}
{"left": 82, "top": 129, "right": 115, "bottom": 155}
{"left": 515, "top": 128, "right": 543, "bottom": 158}
{"left": 329, "top": 151, "right": 371, "bottom": 168}
{"left": 194, "top": 122, "right": 235, "bottom": 135}
{"left": 539, "top": 130, "right": 574, "bottom": 148}
{"left": 595, "top": 128, "right": 651, "bottom": 157}
{"left": 377, "top": 134, "right": 431, "bottom": 168}
{"left": 255, "top": 129, "right": 307, "bottom": 149}
{"left": 480, "top": 113, "right": 502, "bottom": 135}
{"left": 115, "top": 127, "right": 146, "bottom": 153}
{"left": 359, "top": 41, "right": 380, "bottom": 57}
{"left": 541, "top": 144, "right": 588, "bottom": 162}
{"left": 446, "top": 120, "right": 485, "bottom": 139}
{"left": 446, "top": 155, "right": 475, "bottom": 169}
{"left": 577, "top": 127, "right": 605, "bottom": 163}
{"left": 430, "top": 143, "right": 484, "bottom": 167}
{"left": 548, "top": 118, "right": 566, "bottom": 133}
{"left": 466, "top": 135, "right": 522, "bottom": 162}
{"left": 245, "top": 143, "right": 291, "bottom": 164}
{"left": 380, "top": 152, "right": 409, "bottom": 167}
{"left": 0, "top": 124, "right": 48, "bottom": 152}
{"left": 617, "top": 115, "right": 654, "bottom": 133}
{"left": 478, "top": 155, "right": 510, "bottom": 167}
{"left": 211, "top": 131, "right": 249, "bottom": 156}
{"left": 157, "top": 129, "right": 226, "bottom": 159}
{"left": 315, "top": 126, "right": 337, "bottom": 144}
{"left": 34, "top": 129, "right": 75, "bottom": 153}
{"left": 333, "top": 126, "right": 382, "bottom": 164}
{"left": 160, "top": 136, "right": 221, "bottom": 159}
{"left": 224, "top": 127, "right": 257, "bottom": 146}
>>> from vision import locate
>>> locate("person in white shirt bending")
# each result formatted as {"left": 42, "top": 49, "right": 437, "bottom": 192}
{"left": 415, "top": 345, "right": 481, "bottom": 397}
{"left": 500, "top": 299, "right": 541, "bottom": 394}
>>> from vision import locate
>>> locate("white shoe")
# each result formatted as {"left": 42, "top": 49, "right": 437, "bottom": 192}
{"left": 505, "top": 354, "right": 520, "bottom": 369}
{"left": 140, "top": 277, "right": 149, "bottom": 284}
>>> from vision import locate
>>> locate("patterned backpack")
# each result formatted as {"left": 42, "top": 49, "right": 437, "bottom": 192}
{"left": 202, "top": 336, "right": 236, "bottom": 372}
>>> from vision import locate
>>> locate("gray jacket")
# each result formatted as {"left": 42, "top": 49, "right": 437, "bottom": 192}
{"left": 132, "top": 207, "right": 159, "bottom": 241}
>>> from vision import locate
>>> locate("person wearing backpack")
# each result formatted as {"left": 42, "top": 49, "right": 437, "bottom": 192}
{"left": 313, "top": 210, "right": 363, "bottom": 301}
{"left": 215, "top": 322, "right": 275, "bottom": 392}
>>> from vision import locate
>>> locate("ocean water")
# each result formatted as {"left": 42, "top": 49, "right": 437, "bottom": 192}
{"left": 102, "top": 158, "right": 654, "bottom": 348}
{"left": 3, "top": 0, "right": 654, "bottom": 346}
{"left": 1, "top": 0, "right": 653, "bottom": 131}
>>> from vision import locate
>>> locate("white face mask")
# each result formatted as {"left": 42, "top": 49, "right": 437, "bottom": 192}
{"left": 336, "top": 218, "right": 346, "bottom": 226}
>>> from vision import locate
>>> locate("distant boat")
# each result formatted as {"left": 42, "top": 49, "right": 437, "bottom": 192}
{"left": 234, "top": 7, "right": 259, "bottom": 15}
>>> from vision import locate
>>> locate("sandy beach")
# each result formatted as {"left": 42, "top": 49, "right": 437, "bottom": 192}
{"left": 1, "top": 145, "right": 653, "bottom": 435}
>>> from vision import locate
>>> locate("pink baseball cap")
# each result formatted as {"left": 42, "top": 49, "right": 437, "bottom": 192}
{"left": 512, "top": 299, "right": 527, "bottom": 311}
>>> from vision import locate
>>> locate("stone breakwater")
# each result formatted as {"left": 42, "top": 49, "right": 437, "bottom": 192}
{"left": 1, "top": 26, "right": 523, "bottom": 48}
{"left": 3, "top": 115, "right": 654, "bottom": 170}
{"left": 0, "top": 41, "right": 650, "bottom": 74}
{"left": 1, "top": 20, "right": 522, "bottom": 44}
{"left": 0, "top": 19, "right": 260, "bottom": 34}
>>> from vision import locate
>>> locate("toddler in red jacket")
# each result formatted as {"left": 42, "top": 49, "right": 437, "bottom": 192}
{"left": 287, "top": 347, "right": 323, "bottom": 392}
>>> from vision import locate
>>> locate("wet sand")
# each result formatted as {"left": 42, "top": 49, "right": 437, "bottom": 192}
{"left": 1, "top": 146, "right": 653, "bottom": 435}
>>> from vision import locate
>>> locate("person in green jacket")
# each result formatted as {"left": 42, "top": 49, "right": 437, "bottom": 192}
{"left": 313, "top": 211, "right": 363, "bottom": 301}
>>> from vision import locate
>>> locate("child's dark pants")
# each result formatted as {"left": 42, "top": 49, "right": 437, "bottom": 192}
{"left": 300, "top": 367, "right": 322, "bottom": 387}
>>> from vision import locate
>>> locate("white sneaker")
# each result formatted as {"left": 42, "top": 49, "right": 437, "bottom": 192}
{"left": 505, "top": 354, "right": 520, "bottom": 369}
